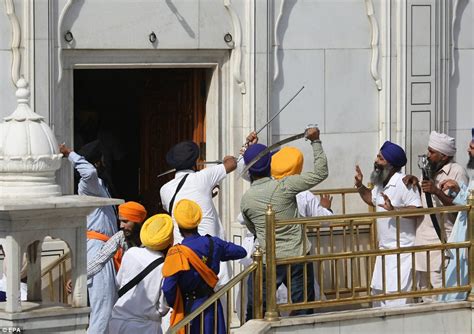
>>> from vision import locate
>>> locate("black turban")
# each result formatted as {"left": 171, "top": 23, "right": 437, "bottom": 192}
{"left": 78, "top": 140, "right": 103, "bottom": 164}
{"left": 166, "top": 141, "right": 200, "bottom": 171}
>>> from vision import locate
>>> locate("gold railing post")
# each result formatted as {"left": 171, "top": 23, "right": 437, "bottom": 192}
{"left": 264, "top": 204, "right": 279, "bottom": 321}
{"left": 252, "top": 246, "right": 264, "bottom": 319}
{"left": 467, "top": 190, "right": 474, "bottom": 301}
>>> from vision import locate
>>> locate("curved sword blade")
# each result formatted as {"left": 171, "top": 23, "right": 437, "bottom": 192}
{"left": 240, "top": 132, "right": 306, "bottom": 177}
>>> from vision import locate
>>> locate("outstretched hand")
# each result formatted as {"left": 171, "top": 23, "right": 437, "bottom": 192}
{"left": 319, "top": 194, "right": 333, "bottom": 210}
{"left": 378, "top": 192, "right": 395, "bottom": 211}
{"left": 354, "top": 165, "right": 363, "bottom": 188}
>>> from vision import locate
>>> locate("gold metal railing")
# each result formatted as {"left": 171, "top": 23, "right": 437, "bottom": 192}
{"left": 41, "top": 250, "right": 70, "bottom": 303}
{"left": 312, "top": 187, "right": 374, "bottom": 214}
{"left": 263, "top": 198, "right": 473, "bottom": 319}
{"left": 168, "top": 248, "right": 263, "bottom": 334}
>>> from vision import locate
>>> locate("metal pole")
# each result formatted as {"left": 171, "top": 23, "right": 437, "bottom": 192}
{"left": 264, "top": 205, "right": 279, "bottom": 321}
{"left": 467, "top": 190, "right": 474, "bottom": 301}
{"left": 252, "top": 246, "right": 264, "bottom": 319}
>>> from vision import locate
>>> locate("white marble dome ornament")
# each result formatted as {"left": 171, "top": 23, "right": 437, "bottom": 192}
{"left": 0, "top": 78, "right": 62, "bottom": 198}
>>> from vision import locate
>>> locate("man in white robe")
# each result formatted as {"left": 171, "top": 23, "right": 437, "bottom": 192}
{"left": 108, "top": 214, "right": 173, "bottom": 334}
{"left": 355, "top": 141, "right": 422, "bottom": 307}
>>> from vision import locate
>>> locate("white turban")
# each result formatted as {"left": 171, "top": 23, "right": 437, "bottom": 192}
{"left": 428, "top": 131, "right": 456, "bottom": 156}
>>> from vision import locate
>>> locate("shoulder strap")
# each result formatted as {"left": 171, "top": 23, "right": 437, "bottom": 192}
{"left": 205, "top": 235, "right": 214, "bottom": 266}
{"left": 117, "top": 256, "right": 165, "bottom": 298}
{"left": 168, "top": 174, "right": 190, "bottom": 215}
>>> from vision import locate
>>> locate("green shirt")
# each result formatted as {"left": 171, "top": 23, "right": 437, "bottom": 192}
{"left": 240, "top": 141, "right": 328, "bottom": 259}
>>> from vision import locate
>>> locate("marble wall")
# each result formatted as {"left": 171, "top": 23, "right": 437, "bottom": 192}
{"left": 0, "top": 0, "right": 473, "bottom": 233}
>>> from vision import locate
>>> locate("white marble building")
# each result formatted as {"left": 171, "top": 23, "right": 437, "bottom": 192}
{"left": 0, "top": 0, "right": 473, "bottom": 240}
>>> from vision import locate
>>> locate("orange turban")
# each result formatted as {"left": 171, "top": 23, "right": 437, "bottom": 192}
{"left": 173, "top": 199, "right": 202, "bottom": 229}
{"left": 271, "top": 146, "right": 304, "bottom": 179}
{"left": 118, "top": 201, "right": 147, "bottom": 224}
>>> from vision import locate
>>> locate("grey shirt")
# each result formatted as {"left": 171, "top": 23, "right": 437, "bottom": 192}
{"left": 240, "top": 141, "right": 328, "bottom": 259}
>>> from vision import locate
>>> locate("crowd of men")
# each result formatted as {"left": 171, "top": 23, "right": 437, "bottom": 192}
{"left": 57, "top": 126, "right": 474, "bottom": 333}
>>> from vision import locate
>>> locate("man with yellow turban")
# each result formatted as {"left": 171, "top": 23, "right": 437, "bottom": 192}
{"left": 162, "top": 199, "right": 246, "bottom": 334}
{"left": 109, "top": 214, "right": 174, "bottom": 334}
{"left": 86, "top": 201, "right": 148, "bottom": 279}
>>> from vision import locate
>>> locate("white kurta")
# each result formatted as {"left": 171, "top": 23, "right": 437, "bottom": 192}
{"left": 108, "top": 247, "right": 169, "bottom": 334}
{"left": 160, "top": 165, "right": 231, "bottom": 288}
{"left": 370, "top": 172, "right": 422, "bottom": 296}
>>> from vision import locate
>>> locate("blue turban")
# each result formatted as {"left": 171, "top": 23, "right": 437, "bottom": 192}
{"left": 380, "top": 141, "right": 407, "bottom": 168}
{"left": 243, "top": 143, "right": 272, "bottom": 177}
{"left": 166, "top": 141, "right": 200, "bottom": 171}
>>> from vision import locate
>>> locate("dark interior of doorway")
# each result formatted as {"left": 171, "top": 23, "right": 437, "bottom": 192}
{"left": 73, "top": 68, "right": 207, "bottom": 215}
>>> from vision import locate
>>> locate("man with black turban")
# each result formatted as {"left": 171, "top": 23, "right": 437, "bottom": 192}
{"left": 159, "top": 141, "right": 237, "bottom": 291}
{"left": 354, "top": 141, "right": 422, "bottom": 307}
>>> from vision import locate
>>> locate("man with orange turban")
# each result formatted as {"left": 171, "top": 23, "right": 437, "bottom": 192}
{"left": 86, "top": 201, "right": 148, "bottom": 279}
{"left": 162, "top": 199, "right": 246, "bottom": 334}
{"left": 109, "top": 214, "right": 174, "bottom": 334}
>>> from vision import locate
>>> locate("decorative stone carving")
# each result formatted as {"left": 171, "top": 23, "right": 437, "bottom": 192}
{"left": 0, "top": 78, "right": 62, "bottom": 198}
{"left": 364, "top": 0, "right": 382, "bottom": 91}
{"left": 4, "top": 0, "right": 21, "bottom": 85}
{"left": 273, "top": 0, "right": 286, "bottom": 81}
{"left": 451, "top": 0, "right": 460, "bottom": 77}
{"left": 58, "top": 0, "right": 76, "bottom": 82}
{"left": 224, "top": 0, "right": 246, "bottom": 94}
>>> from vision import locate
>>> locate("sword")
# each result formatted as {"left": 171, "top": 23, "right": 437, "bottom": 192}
{"left": 238, "top": 86, "right": 305, "bottom": 160}
{"left": 240, "top": 132, "right": 306, "bottom": 177}
{"left": 254, "top": 86, "right": 305, "bottom": 136}
{"left": 157, "top": 161, "right": 222, "bottom": 178}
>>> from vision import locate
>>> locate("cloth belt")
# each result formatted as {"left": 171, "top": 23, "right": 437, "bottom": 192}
{"left": 86, "top": 231, "right": 123, "bottom": 272}
{"left": 163, "top": 243, "right": 218, "bottom": 334}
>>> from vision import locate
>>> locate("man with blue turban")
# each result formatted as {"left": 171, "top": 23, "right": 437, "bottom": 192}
{"left": 240, "top": 126, "right": 328, "bottom": 319}
{"left": 354, "top": 141, "right": 422, "bottom": 307}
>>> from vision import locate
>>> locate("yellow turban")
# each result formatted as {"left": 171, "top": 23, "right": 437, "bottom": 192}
{"left": 174, "top": 199, "right": 202, "bottom": 229}
{"left": 119, "top": 201, "right": 147, "bottom": 224}
{"left": 271, "top": 146, "right": 304, "bottom": 179}
{"left": 140, "top": 214, "right": 174, "bottom": 251}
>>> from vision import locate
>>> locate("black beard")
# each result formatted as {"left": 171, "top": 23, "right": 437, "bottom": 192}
{"left": 427, "top": 159, "right": 445, "bottom": 175}
{"left": 467, "top": 155, "right": 474, "bottom": 170}
{"left": 124, "top": 224, "right": 142, "bottom": 244}
{"left": 369, "top": 163, "right": 393, "bottom": 185}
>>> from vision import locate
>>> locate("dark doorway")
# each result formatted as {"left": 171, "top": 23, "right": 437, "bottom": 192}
{"left": 73, "top": 68, "right": 207, "bottom": 215}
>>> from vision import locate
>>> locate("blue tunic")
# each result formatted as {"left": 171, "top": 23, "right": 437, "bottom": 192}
{"left": 163, "top": 234, "right": 246, "bottom": 334}
{"left": 68, "top": 152, "right": 118, "bottom": 334}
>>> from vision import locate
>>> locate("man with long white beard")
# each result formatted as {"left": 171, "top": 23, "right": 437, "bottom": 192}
{"left": 355, "top": 141, "right": 422, "bottom": 307}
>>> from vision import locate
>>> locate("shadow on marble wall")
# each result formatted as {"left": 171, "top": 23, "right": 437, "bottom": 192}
{"left": 272, "top": 0, "right": 297, "bottom": 142}
{"left": 449, "top": 0, "right": 469, "bottom": 131}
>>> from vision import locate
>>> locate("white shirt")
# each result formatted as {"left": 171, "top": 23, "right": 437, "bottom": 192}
{"left": 372, "top": 172, "right": 422, "bottom": 248}
{"left": 370, "top": 171, "right": 422, "bottom": 292}
{"left": 296, "top": 190, "right": 333, "bottom": 218}
{"left": 160, "top": 165, "right": 227, "bottom": 243}
{"left": 109, "top": 247, "right": 168, "bottom": 334}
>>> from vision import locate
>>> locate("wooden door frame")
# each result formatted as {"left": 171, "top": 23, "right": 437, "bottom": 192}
{"left": 57, "top": 49, "right": 240, "bottom": 239}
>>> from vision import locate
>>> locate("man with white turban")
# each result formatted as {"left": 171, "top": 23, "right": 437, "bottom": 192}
{"left": 414, "top": 131, "right": 468, "bottom": 299}
{"left": 108, "top": 214, "right": 174, "bottom": 334}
